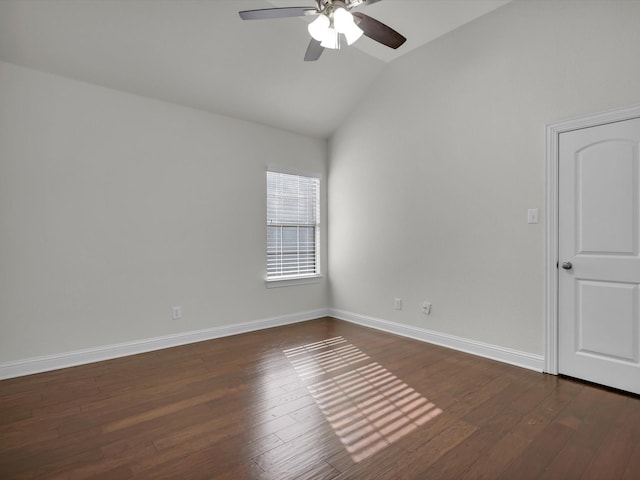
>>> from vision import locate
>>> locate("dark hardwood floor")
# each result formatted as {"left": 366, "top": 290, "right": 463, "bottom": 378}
{"left": 1, "top": 317, "right": 639, "bottom": 479}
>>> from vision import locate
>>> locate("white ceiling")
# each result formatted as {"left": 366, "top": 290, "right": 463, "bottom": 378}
{"left": 0, "top": 0, "right": 510, "bottom": 138}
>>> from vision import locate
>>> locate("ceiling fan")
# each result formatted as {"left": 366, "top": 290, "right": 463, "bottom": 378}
{"left": 239, "top": 0, "right": 406, "bottom": 61}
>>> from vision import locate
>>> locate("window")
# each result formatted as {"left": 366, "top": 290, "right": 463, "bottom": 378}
{"left": 267, "top": 171, "right": 320, "bottom": 282}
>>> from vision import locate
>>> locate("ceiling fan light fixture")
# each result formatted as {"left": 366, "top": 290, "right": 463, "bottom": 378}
{"left": 333, "top": 7, "right": 353, "bottom": 33}
{"left": 239, "top": 1, "right": 407, "bottom": 61}
{"left": 342, "top": 22, "right": 363, "bottom": 45}
{"left": 333, "top": 6, "right": 363, "bottom": 45}
{"left": 320, "top": 26, "right": 340, "bottom": 49}
{"left": 307, "top": 14, "right": 330, "bottom": 41}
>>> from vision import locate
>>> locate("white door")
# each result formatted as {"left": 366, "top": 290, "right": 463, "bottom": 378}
{"left": 558, "top": 117, "right": 640, "bottom": 394}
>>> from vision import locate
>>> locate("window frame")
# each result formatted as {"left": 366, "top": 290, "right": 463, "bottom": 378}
{"left": 265, "top": 169, "right": 322, "bottom": 288}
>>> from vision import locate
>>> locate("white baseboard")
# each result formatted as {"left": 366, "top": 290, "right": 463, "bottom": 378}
{"left": 0, "top": 308, "right": 544, "bottom": 380}
{"left": 331, "top": 309, "right": 544, "bottom": 372}
{"left": 0, "top": 308, "right": 330, "bottom": 380}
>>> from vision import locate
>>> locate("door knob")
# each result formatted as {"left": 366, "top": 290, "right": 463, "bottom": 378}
{"left": 562, "top": 261, "right": 573, "bottom": 270}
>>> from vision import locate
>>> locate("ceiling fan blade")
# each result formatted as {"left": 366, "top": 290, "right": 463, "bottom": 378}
{"left": 239, "top": 7, "right": 317, "bottom": 20}
{"left": 352, "top": 12, "right": 406, "bottom": 49}
{"left": 304, "top": 39, "right": 325, "bottom": 62}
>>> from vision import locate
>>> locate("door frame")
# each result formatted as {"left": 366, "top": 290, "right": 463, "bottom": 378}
{"left": 544, "top": 103, "right": 640, "bottom": 374}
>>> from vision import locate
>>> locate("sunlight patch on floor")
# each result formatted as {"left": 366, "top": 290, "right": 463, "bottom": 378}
{"left": 284, "top": 337, "right": 370, "bottom": 379}
{"left": 284, "top": 337, "right": 442, "bottom": 463}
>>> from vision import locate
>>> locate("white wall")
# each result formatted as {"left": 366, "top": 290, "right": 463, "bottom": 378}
{"left": 0, "top": 61, "right": 328, "bottom": 363}
{"left": 328, "top": 0, "right": 640, "bottom": 355}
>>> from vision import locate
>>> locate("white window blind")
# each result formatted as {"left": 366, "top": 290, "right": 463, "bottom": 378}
{"left": 267, "top": 171, "right": 320, "bottom": 280}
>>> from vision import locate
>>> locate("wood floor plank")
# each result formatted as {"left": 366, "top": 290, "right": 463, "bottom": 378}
{"left": 45, "top": 445, "right": 155, "bottom": 480}
{"left": 538, "top": 443, "right": 593, "bottom": 480}
{"left": 580, "top": 426, "right": 637, "bottom": 480}
{"left": 497, "top": 421, "right": 574, "bottom": 479}
{"left": 462, "top": 431, "right": 533, "bottom": 479}
{"left": 102, "top": 386, "right": 242, "bottom": 433}
{"left": 252, "top": 421, "right": 345, "bottom": 478}
{"left": 420, "top": 409, "right": 523, "bottom": 479}
{"left": 328, "top": 443, "right": 405, "bottom": 478}
{"left": 622, "top": 442, "right": 640, "bottom": 480}
{"left": 1, "top": 317, "right": 640, "bottom": 479}
{"left": 0, "top": 404, "right": 33, "bottom": 425}
{"left": 398, "top": 419, "right": 480, "bottom": 479}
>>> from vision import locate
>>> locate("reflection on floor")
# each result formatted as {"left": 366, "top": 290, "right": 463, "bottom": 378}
{"left": 284, "top": 337, "right": 442, "bottom": 462}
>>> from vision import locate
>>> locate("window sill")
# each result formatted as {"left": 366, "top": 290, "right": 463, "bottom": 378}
{"left": 265, "top": 275, "right": 324, "bottom": 288}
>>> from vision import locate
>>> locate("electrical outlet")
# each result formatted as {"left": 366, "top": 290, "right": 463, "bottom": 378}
{"left": 172, "top": 306, "right": 182, "bottom": 320}
{"left": 394, "top": 298, "right": 402, "bottom": 310}
{"left": 421, "top": 301, "right": 431, "bottom": 315}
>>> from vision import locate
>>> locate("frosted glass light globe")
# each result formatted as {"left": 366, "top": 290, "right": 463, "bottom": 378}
{"left": 333, "top": 7, "right": 363, "bottom": 45}
{"left": 308, "top": 14, "right": 330, "bottom": 41}
{"left": 333, "top": 8, "right": 352, "bottom": 33}
{"left": 320, "top": 27, "right": 340, "bottom": 49}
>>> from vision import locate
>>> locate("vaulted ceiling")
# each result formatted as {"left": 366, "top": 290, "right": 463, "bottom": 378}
{"left": 0, "top": 0, "right": 510, "bottom": 138}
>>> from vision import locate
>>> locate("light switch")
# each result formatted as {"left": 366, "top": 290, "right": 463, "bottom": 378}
{"left": 527, "top": 208, "right": 539, "bottom": 224}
